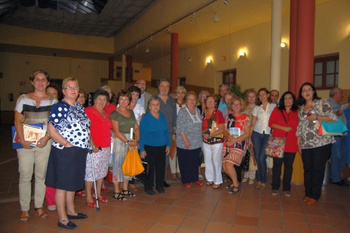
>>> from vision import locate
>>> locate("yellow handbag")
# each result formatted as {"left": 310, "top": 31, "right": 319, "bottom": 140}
{"left": 122, "top": 146, "right": 144, "bottom": 177}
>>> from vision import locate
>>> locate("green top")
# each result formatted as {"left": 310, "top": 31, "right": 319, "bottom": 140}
{"left": 110, "top": 109, "right": 136, "bottom": 134}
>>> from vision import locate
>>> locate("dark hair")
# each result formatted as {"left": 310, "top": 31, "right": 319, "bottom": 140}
{"left": 93, "top": 89, "right": 110, "bottom": 102}
{"left": 256, "top": 87, "right": 271, "bottom": 105}
{"left": 278, "top": 91, "right": 298, "bottom": 112}
{"left": 297, "top": 82, "right": 320, "bottom": 106}
{"left": 127, "top": 86, "right": 141, "bottom": 99}
{"left": 47, "top": 83, "right": 62, "bottom": 100}
{"left": 117, "top": 89, "right": 132, "bottom": 104}
{"left": 29, "top": 70, "right": 50, "bottom": 82}
{"left": 157, "top": 78, "right": 171, "bottom": 88}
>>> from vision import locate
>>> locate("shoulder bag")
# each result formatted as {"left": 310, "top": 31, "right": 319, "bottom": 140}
{"left": 265, "top": 110, "right": 288, "bottom": 158}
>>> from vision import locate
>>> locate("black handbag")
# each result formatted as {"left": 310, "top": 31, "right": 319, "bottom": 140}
{"left": 135, "top": 160, "right": 149, "bottom": 180}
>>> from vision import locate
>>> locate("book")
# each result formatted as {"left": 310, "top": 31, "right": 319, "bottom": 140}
{"left": 12, "top": 123, "right": 44, "bottom": 149}
{"left": 229, "top": 127, "right": 241, "bottom": 138}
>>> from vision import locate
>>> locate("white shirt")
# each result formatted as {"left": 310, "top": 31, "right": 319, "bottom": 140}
{"left": 252, "top": 103, "right": 276, "bottom": 134}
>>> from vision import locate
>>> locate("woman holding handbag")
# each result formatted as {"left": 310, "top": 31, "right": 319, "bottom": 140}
{"left": 296, "top": 82, "right": 337, "bottom": 204}
{"left": 110, "top": 90, "right": 140, "bottom": 201}
{"left": 268, "top": 91, "right": 298, "bottom": 197}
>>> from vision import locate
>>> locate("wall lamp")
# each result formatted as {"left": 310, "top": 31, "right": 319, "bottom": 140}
{"left": 239, "top": 51, "right": 246, "bottom": 57}
{"left": 206, "top": 58, "right": 212, "bottom": 64}
{"left": 280, "top": 42, "right": 287, "bottom": 48}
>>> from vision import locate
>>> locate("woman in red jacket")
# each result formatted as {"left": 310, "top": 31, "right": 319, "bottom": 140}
{"left": 268, "top": 91, "right": 299, "bottom": 197}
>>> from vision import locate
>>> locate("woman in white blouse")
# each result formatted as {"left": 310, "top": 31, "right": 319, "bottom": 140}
{"left": 250, "top": 88, "right": 276, "bottom": 190}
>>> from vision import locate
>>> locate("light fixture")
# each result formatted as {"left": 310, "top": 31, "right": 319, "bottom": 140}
{"left": 145, "top": 46, "right": 150, "bottom": 53}
{"left": 239, "top": 51, "right": 246, "bottom": 57}
{"left": 213, "top": 13, "right": 220, "bottom": 23}
{"left": 223, "top": 0, "right": 228, "bottom": 4}
{"left": 206, "top": 58, "right": 212, "bottom": 64}
{"left": 280, "top": 42, "right": 287, "bottom": 48}
{"left": 166, "top": 25, "right": 172, "bottom": 33}
{"left": 190, "top": 12, "right": 196, "bottom": 21}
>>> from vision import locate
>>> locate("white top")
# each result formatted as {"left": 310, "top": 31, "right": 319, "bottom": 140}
{"left": 133, "top": 103, "right": 145, "bottom": 124}
{"left": 252, "top": 103, "right": 276, "bottom": 134}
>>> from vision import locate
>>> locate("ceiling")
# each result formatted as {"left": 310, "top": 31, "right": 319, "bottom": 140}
{"left": 0, "top": 0, "right": 333, "bottom": 63}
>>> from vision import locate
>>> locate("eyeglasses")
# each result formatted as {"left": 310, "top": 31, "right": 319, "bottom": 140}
{"left": 64, "top": 86, "right": 79, "bottom": 90}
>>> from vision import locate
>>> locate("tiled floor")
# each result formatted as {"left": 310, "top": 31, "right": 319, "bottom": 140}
{"left": 1, "top": 123, "right": 350, "bottom": 233}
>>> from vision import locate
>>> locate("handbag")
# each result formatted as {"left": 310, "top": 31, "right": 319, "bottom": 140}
{"left": 317, "top": 118, "right": 347, "bottom": 136}
{"left": 122, "top": 146, "right": 144, "bottom": 177}
{"left": 223, "top": 139, "right": 246, "bottom": 166}
{"left": 265, "top": 110, "right": 288, "bottom": 158}
{"left": 248, "top": 147, "right": 258, "bottom": 171}
{"left": 135, "top": 160, "right": 149, "bottom": 180}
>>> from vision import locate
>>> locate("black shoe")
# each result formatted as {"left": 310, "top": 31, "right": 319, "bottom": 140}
{"left": 67, "top": 213, "right": 88, "bottom": 220}
{"left": 332, "top": 180, "right": 349, "bottom": 187}
{"left": 164, "top": 181, "right": 170, "bottom": 187}
{"left": 157, "top": 188, "right": 165, "bottom": 194}
{"left": 145, "top": 189, "right": 155, "bottom": 195}
{"left": 57, "top": 220, "right": 77, "bottom": 230}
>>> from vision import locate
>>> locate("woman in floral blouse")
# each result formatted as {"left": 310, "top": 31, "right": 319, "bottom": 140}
{"left": 296, "top": 82, "right": 337, "bottom": 205}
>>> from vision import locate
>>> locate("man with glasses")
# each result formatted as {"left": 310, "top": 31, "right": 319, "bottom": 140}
{"left": 135, "top": 79, "right": 152, "bottom": 111}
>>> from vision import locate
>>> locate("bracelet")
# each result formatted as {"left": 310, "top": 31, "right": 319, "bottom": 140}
{"left": 63, "top": 141, "right": 70, "bottom": 147}
{"left": 125, "top": 140, "right": 130, "bottom": 145}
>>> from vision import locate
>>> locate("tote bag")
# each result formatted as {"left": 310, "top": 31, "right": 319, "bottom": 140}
{"left": 122, "top": 147, "right": 144, "bottom": 177}
{"left": 317, "top": 118, "right": 347, "bottom": 136}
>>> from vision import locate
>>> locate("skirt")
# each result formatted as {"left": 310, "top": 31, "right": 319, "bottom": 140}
{"left": 110, "top": 134, "right": 131, "bottom": 183}
{"left": 85, "top": 147, "right": 111, "bottom": 181}
{"left": 46, "top": 147, "right": 88, "bottom": 191}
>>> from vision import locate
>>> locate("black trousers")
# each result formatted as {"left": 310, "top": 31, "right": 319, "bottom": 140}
{"left": 144, "top": 145, "right": 166, "bottom": 191}
{"left": 301, "top": 144, "right": 332, "bottom": 200}
{"left": 272, "top": 152, "right": 296, "bottom": 191}
{"left": 177, "top": 147, "right": 201, "bottom": 184}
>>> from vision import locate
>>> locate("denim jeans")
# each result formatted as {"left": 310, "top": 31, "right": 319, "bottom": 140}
{"left": 251, "top": 131, "right": 270, "bottom": 183}
{"left": 331, "top": 136, "right": 347, "bottom": 182}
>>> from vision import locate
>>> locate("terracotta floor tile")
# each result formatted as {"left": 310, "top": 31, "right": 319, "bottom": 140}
{"left": 259, "top": 218, "right": 284, "bottom": 231}
{"left": 176, "top": 227, "right": 204, "bottom": 233}
{"left": 237, "top": 207, "right": 259, "bottom": 217}
{"left": 234, "top": 215, "right": 258, "bottom": 227}
{"left": 135, "top": 211, "right": 162, "bottom": 222}
{"left": 331, "top": 218, "right": 350, "bottom": 228}
{"left": 306, "top": 215, "right": 332, "bottom": 225}
{"left": 232, "top": 224, "right": 258, "bottom": 233}
{"left": 154, "top": 197, "right": 177, "bottom": 206}
{"left": 180, "top": 217, "right": 207, "bottom": 231}
{"left": 260, "top": 203, "right": 281, "bottom": 212}
{"left": 337, "top": 227, "right": 350, "bottom": 233}
{"left": 188, "top": 208, "right": 212, "bottom": 220}
{"left": 126, "top": 200, "right": 152, "bottom": 210}
{"left": 147, "top": 223, "right": 178, "bottom": 233}
{"left": 174, "top": 199, "right": 196, "bottom": 208}
{"left": 283, "top": 212, "right": 307, "bottom": 223}
{"left": 260, "top": 209, "right": 283, "bottom": 220}
{"left": 281, "top": 203, "right": 304, "bottom": 214}
{"left": 103, "top": 216, "right": 131, "bottom": 229}
{"left": 147, "top": 203, "right": 170, "bottom": 213}
{"left": 122, "top": 218, "right": 154, "bottom": 233}
{"left": 309, "top": 224, "right": 338, "bottom": 233}
{"left": 157, "top": 214, "right": 185, "bottom": 226}
{"left": 204, "top": 221, "right": 232, "bottom": 233}
{"left": 89, "top": 225, "right": 121, "bottom": 233}
{"left": 167, "top": 206, "right": 191, "bottom": 216}
{"left": 214, "top": 203, "right": 238, "bottom": 214}
{"left": 284, "top": 221, "right": 311, "bottom": 233}
{"left": 115, "top": 207, "right": 142, "bottom": 218}
{"left": 210, "top": 212, "right": 235, "bottom": 224}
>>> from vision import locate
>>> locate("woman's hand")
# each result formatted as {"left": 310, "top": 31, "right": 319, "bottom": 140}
{"left": 203, "top": 133, "right": 210, "bottom": 140}
{"left": 36, "top": 136, "right": 49, "bottom": 148}
{"left": 284, "top": 126, "right": 292, "bottom": 132}
{"left": 128, "top": 141, "right": 138, "bottom": 147}
{"left": 165, "top": 146, "right": 170, "bottom": 156}
{"left": 249, "top": 140, "right": 254, "bottom": 148}
{"left": 184, "top": 141, "right": 191, "bottom": 149}
{"left": 297, "top": 137, "right": 302, "bottom": 155}
{"left": 306, "top": 113, "right": 317, "bottom": 122}
{"left": 140, "top": 151, "right": 147, "bottom": 159}
{"left": 21, "top": 140, "right": 35, "bottom": 149}
{"left": 92, "top": 146, "right": 100, "bottom": 153}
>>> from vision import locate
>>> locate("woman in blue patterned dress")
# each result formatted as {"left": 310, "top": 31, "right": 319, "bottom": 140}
{"left": 45, "top": 77, "right": 92, "bottom": 230}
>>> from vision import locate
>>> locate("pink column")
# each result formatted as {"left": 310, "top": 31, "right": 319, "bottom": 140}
{"left": 170, "top": 33, "right": 178, "bottom": 93}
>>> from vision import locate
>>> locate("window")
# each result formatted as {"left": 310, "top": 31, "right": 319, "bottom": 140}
{"left": 222, "top": 69, "right": 236, "bottom": 87}
{"left": 314, "top": 54, "right": 339, "bottom": 89}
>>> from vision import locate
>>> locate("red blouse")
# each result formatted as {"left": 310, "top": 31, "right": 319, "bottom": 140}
{"left": 85, "top": 106, "right": 113, "bottom": 148}
{"left": 268, "top": 108, "right": 299, "bottom": 153}
{"left": 104, "top": 103, "right": 116, "bottom": 116}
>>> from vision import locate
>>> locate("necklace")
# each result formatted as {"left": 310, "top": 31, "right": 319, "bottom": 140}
{"left": 188, "top": 107, "right": 196, "bottom": 114}
{"left": 63, "top": 98, "right": 76, "bottom": 106}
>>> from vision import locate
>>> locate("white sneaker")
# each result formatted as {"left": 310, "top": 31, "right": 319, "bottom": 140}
{"left": 241, "top": 178, "right": 248, "bottom": 183}
{"left": 248, "top": 179, "right": 254, "bottom": 185}
{"left": 200, "top": 163, "right": 206, "bottom": 168}
{"left": 48, "top": 205, "right": 56, "bottom": 211}
{"left": 198, "top": 174, "right": 203, "bottom": 181}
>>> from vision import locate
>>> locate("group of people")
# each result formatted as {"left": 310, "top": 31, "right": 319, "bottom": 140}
{"left": 14, "top": 70, "right": 349, "bottom": 230}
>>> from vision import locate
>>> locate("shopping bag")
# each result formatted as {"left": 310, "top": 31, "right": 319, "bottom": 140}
{"left": 122, "top": 147, "right": 144, "bottom": 177}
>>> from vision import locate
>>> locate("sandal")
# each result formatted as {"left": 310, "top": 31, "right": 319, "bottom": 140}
{"left": 113, "top": 192, "right": 126, "bottom": 202}
{"left": 122, "top": 190, "right": 136, "bottom": 198}
{"left": 35, "top": 207, "right": 48, "bottom": 220}
{"left": 206, "top": 181, "right": 214, "bottom": 186}
{"left": 228, "top": 185, "right": 240, "bottom": 194}
{"left": 212, "top": 184, "right": 221, "bottom": 189}
{"left": 86, "top": 200, "right": 97, "bottom": 207}
{"left": 97, "top": 196, "right": 108, "bottom": 203}
{"left": 20, "top": 211, "right": 29, "bottom": 223}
